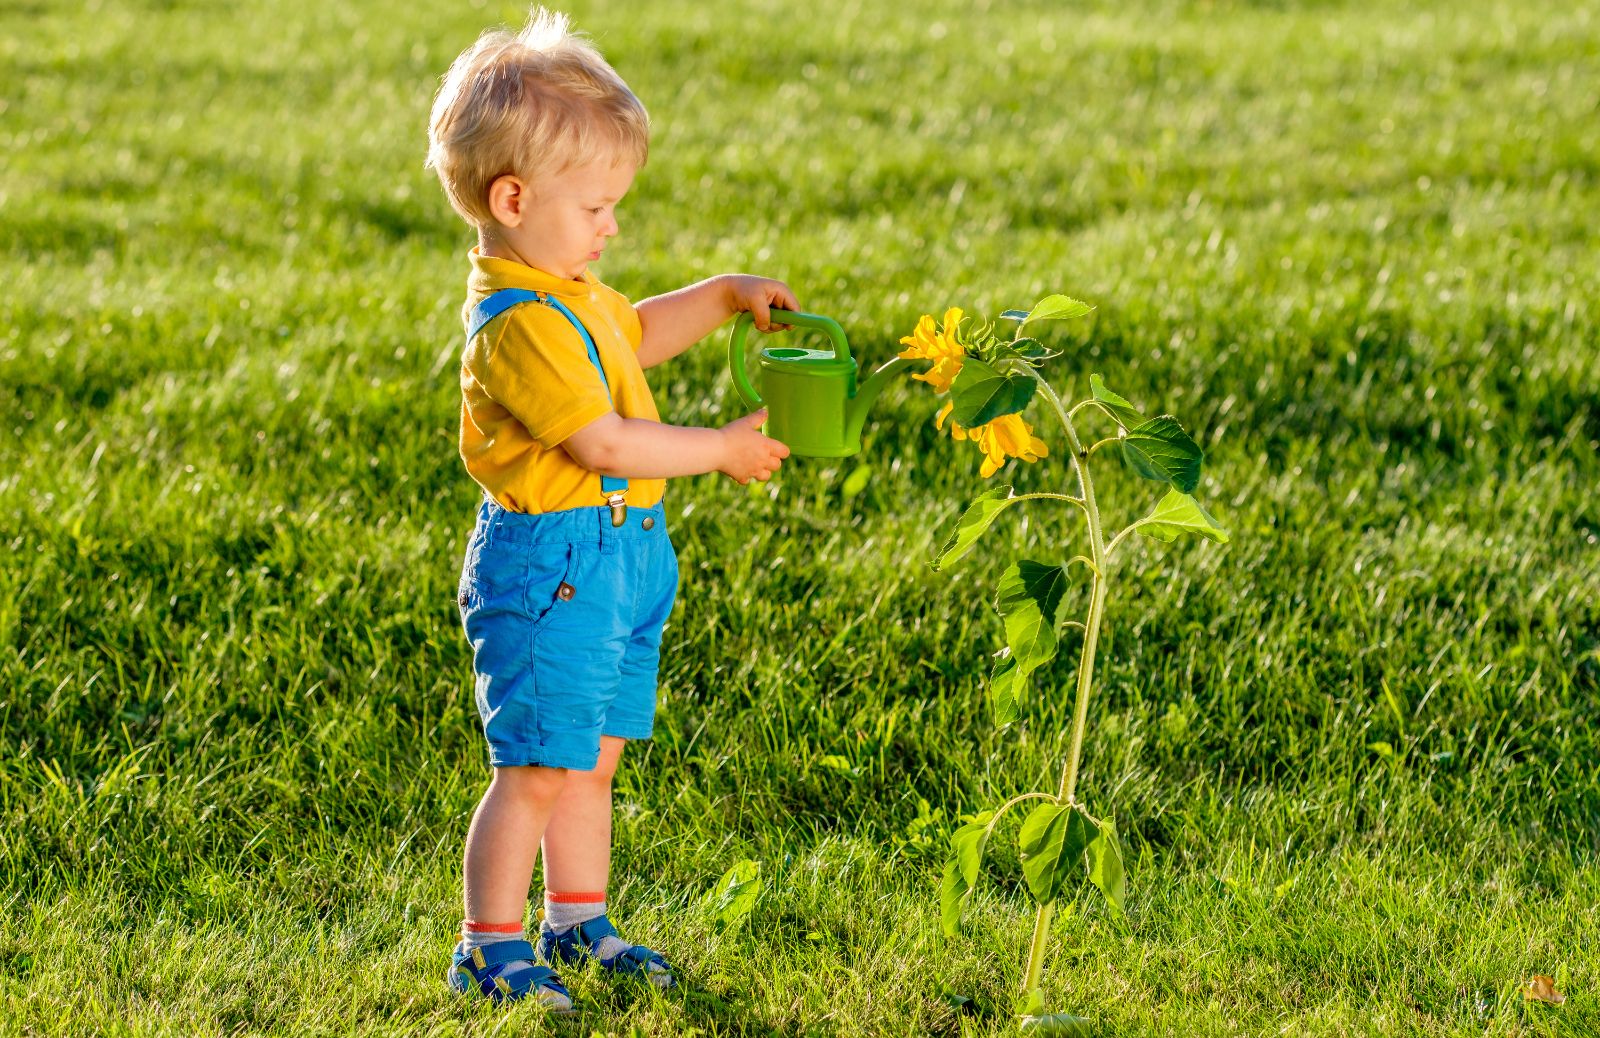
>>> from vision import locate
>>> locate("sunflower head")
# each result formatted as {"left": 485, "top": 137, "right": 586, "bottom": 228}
{"left": 899, "top": 307, "right": 968, "bottom": 394}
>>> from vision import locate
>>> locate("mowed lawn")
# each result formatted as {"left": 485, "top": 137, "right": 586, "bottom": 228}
{"left": 3, "top": 0, "right": 1598, "bottom": 1034}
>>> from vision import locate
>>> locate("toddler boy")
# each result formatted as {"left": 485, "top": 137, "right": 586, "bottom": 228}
{"left": 425, "top": 8, "right": 792, "bottom": 1009}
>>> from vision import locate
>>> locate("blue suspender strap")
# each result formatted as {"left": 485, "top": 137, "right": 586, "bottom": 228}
{"left": 466, "top": 288, "right": 543, "bottom": 340}
{"left": 465, "top": 287, "right": 629, "bottom": 501}
{"left": 535, "top": 295, "right": 629, "bottom": 498}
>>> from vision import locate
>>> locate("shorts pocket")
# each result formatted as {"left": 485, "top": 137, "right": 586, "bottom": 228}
{"left": 525, "top": 543, "right": 583, "bottom": 635}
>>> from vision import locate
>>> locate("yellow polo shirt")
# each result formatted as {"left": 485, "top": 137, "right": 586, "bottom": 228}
{"left": 458, "top": 250, "right": 666, "bottom": 513}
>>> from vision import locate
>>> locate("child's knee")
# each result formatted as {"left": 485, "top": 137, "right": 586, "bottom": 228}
{"left": 572, "top": 758, "right": 618, "bottom": 787}
{"left": 489, "top": 764, "right": 569, "bottom": 804}
{"left": 581, "top": 736, "right": 625, "bottom": 783}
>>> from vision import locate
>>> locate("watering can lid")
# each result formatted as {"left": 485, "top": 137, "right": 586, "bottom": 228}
{"left": 760, "top": 346, "right": 854, "bottom": 367}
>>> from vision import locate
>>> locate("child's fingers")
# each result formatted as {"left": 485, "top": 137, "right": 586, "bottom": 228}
{"left": 750, "top": 299, "right": 772, "bottom": 332}
{"left": 759, "top": 431, "right": 789, "bottom": 457}
{"left": 770, "top": 285, "right": 799, "bottom": 330}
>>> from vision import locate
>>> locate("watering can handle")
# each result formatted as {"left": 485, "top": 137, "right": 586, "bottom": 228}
{"left": 728, "top": 309, "right": 853, "bottom": 409}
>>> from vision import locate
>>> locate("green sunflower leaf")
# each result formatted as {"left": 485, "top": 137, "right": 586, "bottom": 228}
{"left": 1137, "top": 489, "right": 1230, "bottom": 544}
{"left": 1085, "top": 818, "right": 1127, "bottom": 918}
{"left": 1120, "top": 415, "right": 1203, "bottom": 493}
{"left": 995, "top": 560, "right": 1071, "bottom": 676}
{"left": 990, "top": 651, "right": 1023, "bottom": 726}
{"left": 950, "top": 359, "right": 1037, "bottom": 427}
{"left": 1020, "top": 295, "right": 1094, "bottom": 329}
{"left": 933, "top": 486, "right": 1018, "bottom": 570}
{"left": 1088, "top": 374, "right": 1145, "bottom": 428}
{"left": 940, "top": 812, "right": 994, "bottom": 936}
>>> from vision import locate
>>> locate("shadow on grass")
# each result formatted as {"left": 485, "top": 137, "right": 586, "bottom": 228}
{"left": 556, "top": 972, "right": 816, "bottom": 1038}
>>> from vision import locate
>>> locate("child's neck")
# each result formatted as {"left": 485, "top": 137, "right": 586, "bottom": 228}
{"left": 477, "top": 227, "right": 527, "bottom": 266}
{"left": 478, "top": 229, "right": 584, "bottom": 283}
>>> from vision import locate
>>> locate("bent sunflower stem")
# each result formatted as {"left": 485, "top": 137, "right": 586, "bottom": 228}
{"left": 1011, "top": 491, "right": 1088, "bottom": 515}
{"left": 983, "top": 792, "right": 1058, "bottom": 837}
{"left": 1104, "top": 521, "right": 1150, "bottom": 559}
{"left": 1068, "top": 399, "right": 1119, "bottom": 425}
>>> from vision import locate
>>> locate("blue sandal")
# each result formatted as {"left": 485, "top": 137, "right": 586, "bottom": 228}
{"left": 447, "top": 939, "right": 574, "bottom": 1010}
{"left": 538, "top": 914, "right": 675, "bottom": 989}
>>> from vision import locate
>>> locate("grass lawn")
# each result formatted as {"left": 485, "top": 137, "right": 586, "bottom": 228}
{"left": 3, "top": 0, "right": 1598, "bottom": 1034}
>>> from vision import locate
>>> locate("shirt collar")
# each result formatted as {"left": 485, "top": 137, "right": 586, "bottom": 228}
{"left": 467, "top": 248, "right": 596, "bottom": 301}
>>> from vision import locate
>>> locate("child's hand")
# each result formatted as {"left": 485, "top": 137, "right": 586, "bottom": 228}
{"left": 718, "top": 409, "right": 790, "bottom": 484}
{"left": 724, "top": 275, "right": 800, "bottom": 332}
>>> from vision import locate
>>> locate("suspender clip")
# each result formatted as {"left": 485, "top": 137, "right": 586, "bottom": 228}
{"left": 606, "top": 491, "right": 628, "bottom": 528}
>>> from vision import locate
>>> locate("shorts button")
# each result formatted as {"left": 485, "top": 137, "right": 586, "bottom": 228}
{"left": 641, "top": 517, "right": 655, "bottom": 531}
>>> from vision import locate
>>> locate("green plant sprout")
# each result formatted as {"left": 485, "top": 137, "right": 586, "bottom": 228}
{"left": 897, "top": 297, "right": 1230, "bottom": 1032}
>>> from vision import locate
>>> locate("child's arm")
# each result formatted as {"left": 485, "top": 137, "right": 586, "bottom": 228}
{"left": 564, "top": 409, "right": 788, "bottom": 484}
{"left": 635, "top": 274, "right": 799, "bottom": 369}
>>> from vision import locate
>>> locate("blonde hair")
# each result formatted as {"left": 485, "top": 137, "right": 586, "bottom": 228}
{"left": 426, "top": 8, "right": 649, "bottom": 226}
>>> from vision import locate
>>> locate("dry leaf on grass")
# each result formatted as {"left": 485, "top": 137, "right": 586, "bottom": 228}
{"left": 1522, "top": 975, "right": 1566, "bottom": 1005}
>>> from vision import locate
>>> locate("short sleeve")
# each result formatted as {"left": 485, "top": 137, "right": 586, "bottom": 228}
{"left": 466, "top": 309, "right": 613, "bottom": 449}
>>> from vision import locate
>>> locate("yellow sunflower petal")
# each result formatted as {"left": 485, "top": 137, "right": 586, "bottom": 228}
{"left": 897, "top": 314, "right": 939, "bottom": 357}
{"left": 916, "top": 355, "right": 963, "bottom": 394}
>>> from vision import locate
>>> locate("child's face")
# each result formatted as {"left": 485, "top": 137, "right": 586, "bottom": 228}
{"left": 494, "top": 158, "right": 637, "bottom": 280}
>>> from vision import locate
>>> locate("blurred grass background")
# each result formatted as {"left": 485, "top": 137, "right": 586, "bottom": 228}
{"left": 2, "top": 0, "right": 1598, "bottom": 1034}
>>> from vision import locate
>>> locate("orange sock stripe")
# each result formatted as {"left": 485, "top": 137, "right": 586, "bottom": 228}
{"left": 463, "top": 920, "right": 524, "bottom": 933}
{"left": 545, "top": 891, "right": 607, "bottom": 904}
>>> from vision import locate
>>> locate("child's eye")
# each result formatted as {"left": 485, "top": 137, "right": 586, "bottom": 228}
{"left": 589, "top": 207, "right": 605, "bottom": 215}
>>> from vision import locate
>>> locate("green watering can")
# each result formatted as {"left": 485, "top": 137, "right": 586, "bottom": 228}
{"left": 728, "top": 309, "right": 912, "bottom": 458}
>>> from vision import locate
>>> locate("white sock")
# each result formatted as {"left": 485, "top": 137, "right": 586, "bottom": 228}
{"left": 461, "top": 920, "right": 524, "bottom": 952}
{"left": 543, "top": 895, "right": 606, "bottom": 933}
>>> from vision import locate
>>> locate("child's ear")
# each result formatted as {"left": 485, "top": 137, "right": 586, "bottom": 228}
{"left": 486, "top": 174, "right": 527, "bottom": 228}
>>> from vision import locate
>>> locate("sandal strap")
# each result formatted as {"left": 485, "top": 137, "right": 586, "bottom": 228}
{"left": 602, "top": 943, "right": 668, "bottom": 973}
{"left": 455, "top": 948, "right": 569, "bottom": 1002}
{"left": 466, "top": 939, "right": 538, "bottom": 970}
{"left": 456, "top": 960, "right": 567, "bottom": 1000}
{"left": 574, "top": 915, "right": 621, "bottom": 945}
{"left": 574, "top": 916, "right": 668, "bottom": 974}
{"left": 505, "top": 962, "right": 566, "bottom": 995}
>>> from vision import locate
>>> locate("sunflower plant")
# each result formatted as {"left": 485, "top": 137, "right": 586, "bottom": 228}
{"left": 900, "top": 296, "right": 1229, "bottom": 1032}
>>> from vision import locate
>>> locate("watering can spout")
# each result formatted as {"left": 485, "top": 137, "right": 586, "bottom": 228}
{"left": 844, "top": 355, "right": 915, "bottom": 448}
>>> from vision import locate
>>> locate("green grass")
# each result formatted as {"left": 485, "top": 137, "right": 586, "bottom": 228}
{"left": 3, "top": 0, "right": 1599, "bottom": 1034}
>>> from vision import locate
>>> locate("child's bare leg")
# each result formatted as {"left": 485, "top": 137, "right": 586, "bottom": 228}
{"left": 452, "top": 766, "right": 575, "bottom": 1007}
{"left": 542, "top": 735, "right": 625, "bottom": 892}
{"left": 538, "top": 735, "right": 669, "bottom": 985}
{"left": 464, "top": 765, "right": 568, "bottom": 924}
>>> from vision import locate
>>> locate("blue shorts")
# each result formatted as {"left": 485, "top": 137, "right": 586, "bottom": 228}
{"left": 456, "top": 497, "right": 679, "bottom": 770}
